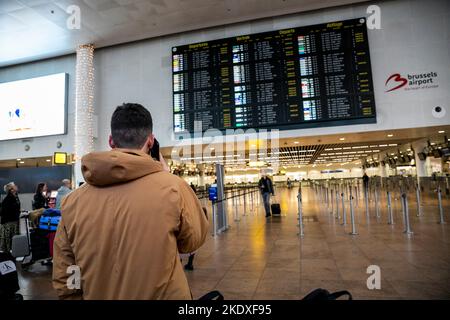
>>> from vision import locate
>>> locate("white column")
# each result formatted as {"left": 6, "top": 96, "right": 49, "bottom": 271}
{"left": 379, "top": 164, "right": 387, "bottom": 178}
{"left": 379, "top": 163, "right": 387, "bottom": 187}
{"left": 73, "top": 44, "right": 95, "bottom": 187}
{"left": 198, "top": 164, "right": 205, "bottom": 187}
{"left": 385, "top": 163, "right": 391, "bottom": 176}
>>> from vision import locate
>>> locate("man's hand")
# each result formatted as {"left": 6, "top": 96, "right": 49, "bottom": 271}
{"left": 159, "top": 153, "right": 170, "bottom": 172}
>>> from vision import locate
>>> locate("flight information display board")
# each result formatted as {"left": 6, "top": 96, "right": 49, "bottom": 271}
{"left": 172, "top": 18, "right": 376, "bottom": 133}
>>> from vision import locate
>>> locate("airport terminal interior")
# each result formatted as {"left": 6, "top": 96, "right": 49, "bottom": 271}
{"left": 0, "top": 0, "right": 449, "bottom": 300}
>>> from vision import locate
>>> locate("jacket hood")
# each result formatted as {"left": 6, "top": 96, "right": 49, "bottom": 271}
{"left": 81, "top": 149, "right": 163, "bottom": 186}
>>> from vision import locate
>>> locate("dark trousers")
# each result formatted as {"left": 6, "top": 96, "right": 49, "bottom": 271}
{"left": 262, "top": 192, "right": 271, "bottom": 216}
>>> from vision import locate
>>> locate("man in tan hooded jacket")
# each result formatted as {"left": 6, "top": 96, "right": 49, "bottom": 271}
{"left": 52, "top": 103, "right": 209, "bottom": 299}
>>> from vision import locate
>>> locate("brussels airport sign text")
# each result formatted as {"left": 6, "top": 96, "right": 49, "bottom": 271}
{"left": 385, "top": 72, "right": 439, "bottom": 92}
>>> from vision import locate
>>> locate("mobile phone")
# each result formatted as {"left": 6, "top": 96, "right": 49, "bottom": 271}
{"left": 149, "top": 138, "right": 160, "bottom": 161}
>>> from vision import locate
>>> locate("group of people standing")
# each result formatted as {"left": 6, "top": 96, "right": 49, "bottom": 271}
{"left": 0, "top": 179, "right": 72, "bottom": 253}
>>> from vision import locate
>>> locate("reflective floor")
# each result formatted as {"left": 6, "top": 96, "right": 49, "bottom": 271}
{"left": 16, "top": 186, "right": 450, "bottom": 300}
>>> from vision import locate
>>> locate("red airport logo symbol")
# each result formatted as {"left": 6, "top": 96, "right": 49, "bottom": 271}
{"left": 385, "top": 73, "right": 407, "bottom": 92}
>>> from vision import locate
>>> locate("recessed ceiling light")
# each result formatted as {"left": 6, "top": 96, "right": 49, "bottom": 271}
{"left": 19, "top": 161, "right": 25, "bottom": 164}
{"left": 438, "top": 130, "right": 445, "bottom": 133}
{"left": 294, "top": 141, "right": 299, "bottom": 144}
{"left": 17, "top": 158, "right": 21, "bottom": 161}
{"left": 339, "top": 137, "right": 345, "bottom": 141}
{"left": 46, "top": 159, "right": 51, "bottom": 162}
{"left": 387, "top": 134, "right": 393, "bottom": 137}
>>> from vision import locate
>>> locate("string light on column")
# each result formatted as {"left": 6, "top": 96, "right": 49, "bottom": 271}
{"left": 73, "top": 44, "right": 95, "bottom": 186}
{"left": 74, "top": 44, "right": 95, "bottom": 162}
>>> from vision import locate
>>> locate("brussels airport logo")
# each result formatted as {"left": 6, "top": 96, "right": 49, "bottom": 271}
{"left": 385, "top": 72, "right": 439, "bottom": 92}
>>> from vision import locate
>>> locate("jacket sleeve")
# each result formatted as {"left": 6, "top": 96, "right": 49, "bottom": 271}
{"left": 1, "top": 197, "right": 12, "bottom": 219}
{"left": 0, "top": 198, "right": 6, "bottom": 218}
{"left": 52, "top": 216, "right": 83, "bottom": 300}
{"left": 176, "top": 180, "right": 209, "bottom": 254}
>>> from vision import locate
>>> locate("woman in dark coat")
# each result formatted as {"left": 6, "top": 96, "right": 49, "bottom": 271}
{"left": 0, "top": 182, "right": 21, "bottom": 252}
{"left": 33, "top": 182, "right": 49, "bottom": 210}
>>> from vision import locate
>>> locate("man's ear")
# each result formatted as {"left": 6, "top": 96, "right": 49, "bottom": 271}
{"left": 141, "top": 134, "right": 154, "bottom": 153}
{"left": 109, "top": 135, "right": 116, "bottom": 148}
{"left": 148, "top": 133, "right": 155, "bottom": 149}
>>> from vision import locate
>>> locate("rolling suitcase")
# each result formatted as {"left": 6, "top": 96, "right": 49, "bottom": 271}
{"left": 11, "top": 235, "right": 30, "bottom": 258}
{"left": 29, "top": 229, "right": 50, "bottom": 261}
{"left": 271, "top": 203, "right": 281, "bottom": 216}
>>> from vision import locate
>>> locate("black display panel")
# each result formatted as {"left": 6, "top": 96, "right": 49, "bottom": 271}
{"left": 172, "top": 18, "right": 376, "bottom": 133}
{"left": 0, "top": 165, "right": 72, "bottom": 195}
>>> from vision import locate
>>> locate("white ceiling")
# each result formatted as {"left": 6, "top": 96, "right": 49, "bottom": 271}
{"left": 0, "top": 0, "right": 368, "bottom": 67}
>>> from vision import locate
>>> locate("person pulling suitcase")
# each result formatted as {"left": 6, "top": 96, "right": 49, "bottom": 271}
{"left": 258, "top": 173, "right": 274, "bottom": 218}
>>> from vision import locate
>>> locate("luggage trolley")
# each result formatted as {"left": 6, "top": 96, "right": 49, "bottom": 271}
{"left": 12, "top": 209, "right": 60, "bottom": 268}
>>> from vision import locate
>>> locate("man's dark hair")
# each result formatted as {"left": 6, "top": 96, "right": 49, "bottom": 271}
{"left": 111, "top": 103, "right": 153, "bottom": 149}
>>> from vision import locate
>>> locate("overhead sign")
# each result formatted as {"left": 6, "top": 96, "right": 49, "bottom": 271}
{"left": 53, "top": 152, "right": 68, "bottom": 165}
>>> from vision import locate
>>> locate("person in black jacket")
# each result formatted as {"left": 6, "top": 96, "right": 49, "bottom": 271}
{"left": 362, "top": 173, "right": 369, "bottom": 192}
{"left": 32, "top": 182, "right": 49, "bottom": 210}
{"left": 258, "top": 174, "right": 274, "bottom": 217}
{"left": 0, "top": 182, "right": 21, "bottom": 253}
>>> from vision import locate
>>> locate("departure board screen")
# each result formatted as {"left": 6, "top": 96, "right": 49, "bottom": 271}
{"left": 172, "top": 18, "right": 376, "bottom": 133}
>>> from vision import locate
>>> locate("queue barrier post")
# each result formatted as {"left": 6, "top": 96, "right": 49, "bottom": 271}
{"left": 438, "top": 186, "right": 446, "bottom": 224}
{"left": 297, "top": 191, "right": 304, "bottom": 237}
{"left": 335, "top": 189, "right": 340, "bottom": 220}
{"left": 387, "top": 191, "right": 394, "bottom": 225}
{"left": 375, "top": 187, "right": 380, "bottom": 219}
{"left": 416, "top": 184, "right": 422, "bottom": 217}
{"left": 401, "top": 193, "right": 413, "bottom": 235}
{"left": 364, "top": 187, "right": 370, "bottom": 223}
{"left": 349, "top": 194, "right": 358, "bottom": 235}
{"left": 212, "top": 201, "right": 217, "bottom": 237}
{"left": 341, "top": 192, "right": 346, "bottom": 226}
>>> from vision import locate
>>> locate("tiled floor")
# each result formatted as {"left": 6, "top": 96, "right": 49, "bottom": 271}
{"left": 15, "top": 186, "right": 450, "bottom": 300}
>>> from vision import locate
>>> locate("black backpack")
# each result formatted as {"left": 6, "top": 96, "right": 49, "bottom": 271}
{"left": 302, "top": 288, "right": 352, "bottom": 300}
{"left": 0, "top": 251, "right": 22, "bottom": 300}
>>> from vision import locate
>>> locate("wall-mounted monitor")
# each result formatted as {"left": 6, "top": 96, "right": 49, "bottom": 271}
{"left": 172, "top": 18, "right": 376, "bottom": 134}
{"left": 0, "top": 73, "right": 68, "bottom": 141}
